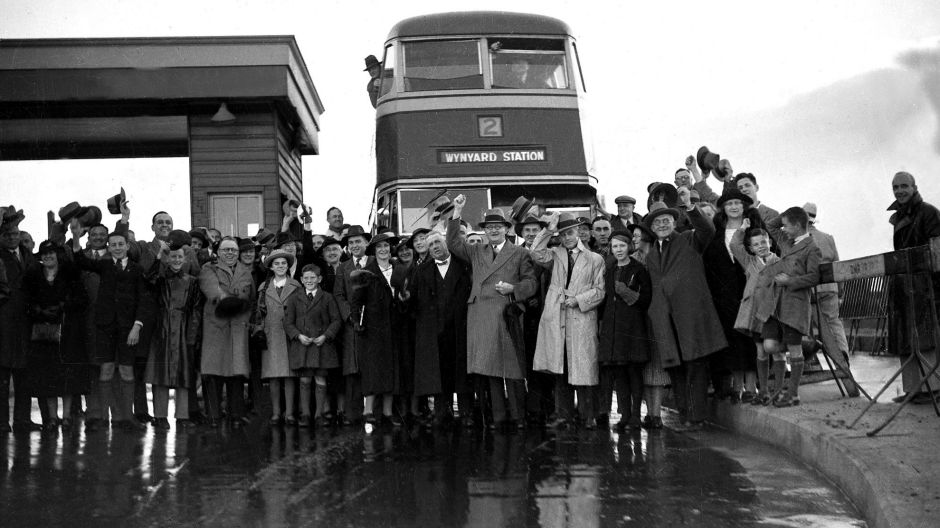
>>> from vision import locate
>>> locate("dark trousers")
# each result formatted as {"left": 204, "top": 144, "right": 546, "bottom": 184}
{"left": 0, "top": 367, "right": 34, "bottom": 425}
{"left": 668, "top": 357, "right": 710, "bottom": 423}
{"left": 488, "top": 376, "right": 524, "bottom": 423}
{"left": 344, "top": 374, "right": 364, "bottom": 421}
{"left": 554, "top": 376, "right": 594, "bottom": 421}
{"left": 203, "top": 375, "right": 245, "bottom": 421}
{"left": 133, "top": 356, "right": 149, "bottom": 416}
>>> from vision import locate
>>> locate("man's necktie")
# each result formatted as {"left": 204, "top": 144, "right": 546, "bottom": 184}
{"left": 492, "top": 245, "right": 499, "bottom": 261}
{"left": 308, "top": 292, "right": 314, "bottom": 300}
{"left": 566, "top": 249, "right": 575, "bottom": 287}
{"left": 355, "top": 259, "right": 362, "bottom": 270}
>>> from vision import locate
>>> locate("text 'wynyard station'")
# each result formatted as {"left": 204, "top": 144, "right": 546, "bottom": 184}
{"left": 439, "top": 149, "right": 547, "bottom": 164}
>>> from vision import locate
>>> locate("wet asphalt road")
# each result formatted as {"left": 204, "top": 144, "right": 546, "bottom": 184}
{"left": 1, "top": 409, "right": 865, "bottom": 528}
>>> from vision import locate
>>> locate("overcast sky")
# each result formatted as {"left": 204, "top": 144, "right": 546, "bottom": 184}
{"left": 2, "top": 0, "right": 940, "bottom": 258}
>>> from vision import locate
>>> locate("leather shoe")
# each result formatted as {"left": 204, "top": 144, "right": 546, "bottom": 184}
{"left": 134, "top": 413, "right": 154, "bottom": 424}
{"left": 119, "top": 419, "right": 146, "bottom": 432}
{"left": 153, "top": 418, "right": 171, "bottom": 430}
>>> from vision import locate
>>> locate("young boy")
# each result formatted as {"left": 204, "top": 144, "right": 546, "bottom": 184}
{"left": 284, "top": 264, "right": 342, "bottom": 427}
{"left": 70, "top": 220, "right": 149, "bottom": 431}
{"left": 753, "top": 207, "right": 822, "bottom": 407}
{"left": 731, "top": 223, "right": 780, "bottom": 405}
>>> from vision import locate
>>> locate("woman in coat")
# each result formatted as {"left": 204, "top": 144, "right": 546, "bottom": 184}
{"left": 25, "top": 241, "right": 90, "bottom": 431}
{"left": 598, "top": 232, "right": 652, "bottom": 430}
{"left": 702, "top": 190, "right": 762, "bottom": 403}
{"left": 253, "top": 249, "right": 301, "bottom": 425}
{"left": 351, "top": 232, "right": 404, "bottom": 426}
{"left": 199, "top": 236, "right": 255, "bottom": 427}
{"left": 531, "top": 213, "right": 606, "bottom": 428}
{"left": 145, "top": 243, "right": 202, "bottom": 429}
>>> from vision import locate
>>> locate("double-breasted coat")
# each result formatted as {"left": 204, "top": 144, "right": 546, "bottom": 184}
{"left": 530, "top": 233, "right": 606, "bottom": 386}
{"left": 447, "top": 219, "right": 537, "bottom": 380}
{"left": 199, "top": 261, "right": 255, "bottom": 377}
{"left": 645, "top": 206, "right": 728, "bottom": 367}
{"left": 284, "top": 288, "right": 341, "bottom": 371}
{"left": 752, "top": 234, "right": 821, "bottom": 336}
{"left": 405, "top": 255, "right": 472, "bottom": 396}
{"left": 145, "top": 267, "right": 202, "bottom": 388}
{"left": 256, "top": 277, "right": 301, "bottom": 378}
{"left": 598, "top": 258, "right": 653, "bottom": 365}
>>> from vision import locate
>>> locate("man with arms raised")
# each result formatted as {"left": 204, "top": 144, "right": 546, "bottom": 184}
{"left": 447, "top": 196, "right": 537, "bottom": 430}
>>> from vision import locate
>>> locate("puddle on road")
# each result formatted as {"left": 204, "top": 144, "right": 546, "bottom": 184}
{"left": 1, "top": 415, "right": 867, "bottom": 527}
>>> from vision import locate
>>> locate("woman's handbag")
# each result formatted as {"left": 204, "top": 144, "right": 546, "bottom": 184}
{"left": 31, "top": 322, "right": 62, "bottom": 343}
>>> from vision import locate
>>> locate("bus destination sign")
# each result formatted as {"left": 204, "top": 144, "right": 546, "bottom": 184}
{"left": 439, "top": 148, "right": 546, "bottom": 164}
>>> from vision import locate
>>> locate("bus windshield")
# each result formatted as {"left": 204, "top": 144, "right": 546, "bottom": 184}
{"left": 403, "top": 40, "right": 483, "bottom": 91}
{"left": 490, "top": 38, "right": 568, "bottom": 89}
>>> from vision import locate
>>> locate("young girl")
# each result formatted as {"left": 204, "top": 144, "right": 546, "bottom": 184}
{"left": 254, "top": 249, "right": 301, "bottom": 425}
{"left": 730, "top": 221, "right": 779, "bottom": 405}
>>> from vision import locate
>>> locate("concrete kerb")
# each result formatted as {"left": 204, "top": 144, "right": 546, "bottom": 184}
{"left": 706, "top": 393, "right": 939, "bottom": 528}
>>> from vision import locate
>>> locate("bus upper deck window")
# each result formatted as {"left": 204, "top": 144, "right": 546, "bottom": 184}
{"left": 379, "top": 42, "right": 397, "bottom": 98}
{"left": 402, "top": 40, "right": 483, "bottom": 91}
{"left": 489, "top": 38, "right": 568, "bottom": 90}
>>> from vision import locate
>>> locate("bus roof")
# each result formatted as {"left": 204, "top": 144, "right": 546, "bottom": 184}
{"left": 387, "top": 11, "right": 572, "bottom": 41}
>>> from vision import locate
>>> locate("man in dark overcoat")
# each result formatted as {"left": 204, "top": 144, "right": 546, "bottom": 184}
{"left": 644, "top": 196, "right": 728, "bottom": 431}
{"left": 0, "top": 208, "right": 41, "bottom": 433}
{"left": 447, "top": 197, "right": 537, "bottom": 429}
{"left": 887, "top": 171, "right": 940, "bottom": 403}
{"left": 332, "top": 225, "right": 373, "bottom": 424}
{"left": 403, "top": 231, "right": 472, "bottom": 427}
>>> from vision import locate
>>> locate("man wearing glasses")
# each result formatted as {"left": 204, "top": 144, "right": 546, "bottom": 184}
{"left": 447, "top": 196, "right": 537, "bottom": 430}
{"left": 644, "top": 195, "right": 727, "bottom": 432}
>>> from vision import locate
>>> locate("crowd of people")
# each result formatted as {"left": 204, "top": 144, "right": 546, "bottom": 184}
{"left": 1, "top": 154, "right": 935, "bottom": 437}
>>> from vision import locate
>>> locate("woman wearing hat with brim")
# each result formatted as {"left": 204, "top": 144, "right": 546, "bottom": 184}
{"left": 355, "top": 231, "right": 406, "bottom": 426}
{"left": 198, "top": 236, "right": 255, "bottom": 428}
{"left": 701, "top": 189, "right": 762, "bottom": 405}
{"left": 253, "top": 249, "right": 301, "bottom": 426}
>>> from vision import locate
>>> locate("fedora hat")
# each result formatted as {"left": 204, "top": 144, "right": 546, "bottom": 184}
{"left": 58, "top": 202, "right": 83, "bottom": 223}
{"left": 265, "top": 248, "right": 296, "bottom": 269}
{"left": 716, "top": 189, "right": 753, "bottom": 209}
{"left": 273, "top": 231, "right": 296, "bottom": 250}
{"left": 509, "top": 196, "right": 534, "bottom": 224}
{"left": 556, "top": 213, "right": 588, "bottom": 233}
{"left": 318, "top": 236, "right": 342, "bottom": 251}
{"left": 432, "top": 199, "right": 455, "bottom": 220}
{"left": 254, "top": 227, "right": 277, "bottom": 247}
{"left": 477, "top": 208, "right": 512, "bottom": 229}
{"left": 0, "top": 206, "right": 25, "bottom": 230}
{"left": 696, "top": 146, "right": 721, "bottom": 174}
{"left": 648, "top": 182, "right": 679, "bottom": 208}
{"left": 644, "top": 201, "right": 680, "bottom": 228}
{"left": 363, "top": 54, "right": 381, "bottom": 72}
{"left": 342, "top": 225, "right": 372, "bottom": 246}
{"left": 366, "top": 231, "right": 401, "bottom": 255}
{"left": 106, "top": 187, "right": 126, "bottom": 215}
{"left": 215, "top": 296, "right": 249, "bottom": 318}
{"left": 168, "top": 229, "right": 191, "bottom": 250}
{"left": 76, "top": 206, "right": 102, "bottom": 227}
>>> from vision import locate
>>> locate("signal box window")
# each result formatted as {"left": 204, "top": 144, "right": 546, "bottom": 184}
{"left": 403, "top": 40, "right": 483, "bottom": 91}
{"left": 489, "top": 38, "right": 568, "bottom": 89}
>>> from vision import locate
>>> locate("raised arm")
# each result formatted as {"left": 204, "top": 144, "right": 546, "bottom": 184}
{"left": 446, "top": 195, "right": 473, "bottom": 263}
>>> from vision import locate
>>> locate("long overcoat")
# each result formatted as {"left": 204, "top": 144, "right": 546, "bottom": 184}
{"left": 0, "top": 247, "right": 35, "bottom": 369}
{"left": 350, "top": 259, "right": 403, "bottom": 395}
{"left": 598, "top": 258, "right": 653, "bottom": 364}
{"left": 333, "top": 256, "right": 374, "bottom": 376}
{"left": 887, "top": 193, "right": 940, "bottom": 357}
{"left": 531, "top": 234, "right": 606, "bottom": 385}
{"left": 256, "top": 277, "right": 301, "bottom": 378}
{"left": 199, "top": 261, "right": 254, "bottom": 377}
{"left": 405, "top": 256, "right": 471, "bottom": 396}
{"left": 447, "top": 219, "right": 537, "bottom": 380}
{"left": 283, "top": 288, "right": 342, "bottom": 371}
{"left": 645, "top": 206, "right": 727, "bottom": 367}
{"left": 752, "top": 235, "right": 821, "bottom": 335}
{"left": 146, "top": 267, "right": 202, "bottom": 388}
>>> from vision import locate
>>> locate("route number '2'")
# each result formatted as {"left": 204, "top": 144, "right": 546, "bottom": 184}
{"left": 478, "top": 116, "right": 503, "bottom": 137}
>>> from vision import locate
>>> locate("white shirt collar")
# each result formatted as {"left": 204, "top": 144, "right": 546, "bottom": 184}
{"left": 794, "top": 232, "right": 811, "bottom": 244}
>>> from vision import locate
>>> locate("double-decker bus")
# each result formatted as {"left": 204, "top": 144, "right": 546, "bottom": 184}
{"left": 371, "top": 11, "right": 597, "bottom": 233}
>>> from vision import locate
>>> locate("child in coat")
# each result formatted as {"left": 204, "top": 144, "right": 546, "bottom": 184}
{"left": 284, "top": 264, "right": 341, "bottom": 427}
{"left": 751, "top": 208, "right": 822, "bottom": 407}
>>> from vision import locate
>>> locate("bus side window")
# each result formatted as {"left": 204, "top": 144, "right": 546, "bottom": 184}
{"left": 380, "top": 43, "right": 397, "bottom": 98}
